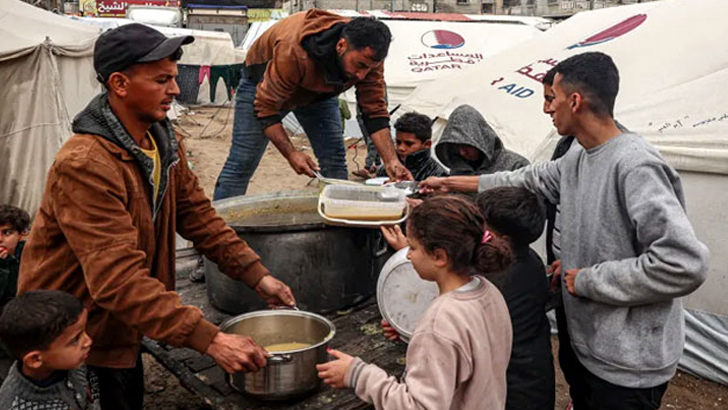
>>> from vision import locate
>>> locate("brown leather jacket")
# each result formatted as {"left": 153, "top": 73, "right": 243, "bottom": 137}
{"left": 245, "top": 9, "right": 389, "bottom": 134}
{"left": 19, "top": 94, "right": 268, "bottom": 368}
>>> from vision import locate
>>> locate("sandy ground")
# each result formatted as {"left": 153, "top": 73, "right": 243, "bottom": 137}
{"left": 174, "top": 105, "right": 373, "bottom": 200}
{"left": 142, "top": 106, "right": 728, "bottom": 410}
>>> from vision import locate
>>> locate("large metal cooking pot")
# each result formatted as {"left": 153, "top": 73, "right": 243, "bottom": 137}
{"left": 205, "top": 191, "right": 393, "bottom": 314}
{"left": 220, "top": 309, "right": 335, "bottom": 400}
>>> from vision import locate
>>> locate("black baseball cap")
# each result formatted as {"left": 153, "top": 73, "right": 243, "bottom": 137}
{"left": 94, "top": 23, "right": 194, "bottom": 83}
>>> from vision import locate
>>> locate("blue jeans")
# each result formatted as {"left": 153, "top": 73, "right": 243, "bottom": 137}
{"left": 214, "top": 78, "right": 347, "bottom": 200}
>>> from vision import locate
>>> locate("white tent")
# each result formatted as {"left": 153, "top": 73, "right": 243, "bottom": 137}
{"left": 356, "top": 19, "right": 542, "bottom": 107}
{"left": 403, "top": 0, "right": 728, "bottom": 385}
{"left": 0, "top": 0, "right": 100, "bottom": 218}
{"left": 240, "top": 13, "right": 543, "bottom": 136}
{"left": 326, "top": 9, "right": 554, "bottom": 30}
{"left": 71, "top": 17, "right": 245, "bottom": 66}
{"left": 242, "top": 14, "right": 543, "bottom": 108}
{"left": 72, "top": 17, "right": 245, "bottom": 105}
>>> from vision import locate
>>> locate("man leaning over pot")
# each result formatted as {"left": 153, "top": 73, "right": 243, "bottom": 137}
{"left": 213, "top": 10, "right": 412, "bottom": 200}
{"left": 18, "top": 24, "right": 295, "bottom": 410}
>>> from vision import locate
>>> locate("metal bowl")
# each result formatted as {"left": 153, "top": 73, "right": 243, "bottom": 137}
{"left": 220, "top": 310, "right": 336, "bottom": 400}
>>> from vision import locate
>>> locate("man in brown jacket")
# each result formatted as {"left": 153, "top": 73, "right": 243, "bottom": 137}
{"left": 213, "top": 10, "right": 412, "bottom": 200}
{"left": 18, "top": 24, "right": 295, "bottom": 410}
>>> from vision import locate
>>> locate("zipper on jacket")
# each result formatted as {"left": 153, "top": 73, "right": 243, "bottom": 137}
{"left": 153, "top": 157, "right": 179, "bottom": 221}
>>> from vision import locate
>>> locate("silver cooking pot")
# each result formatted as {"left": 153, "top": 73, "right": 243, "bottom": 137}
{"left": 219, "top": 309, "right": 336, "bottom": 400}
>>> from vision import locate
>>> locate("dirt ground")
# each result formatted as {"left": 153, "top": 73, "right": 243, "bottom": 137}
{"left": 143, "top": 106, "right": 728, "bottom": 409}
{"left": 174, "top": 105, "right": 373, "bottom": 200}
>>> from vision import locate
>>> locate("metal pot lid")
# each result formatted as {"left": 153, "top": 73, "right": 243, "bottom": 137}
{"left": 376, "top": 247, "right": 439, "bottom": 343}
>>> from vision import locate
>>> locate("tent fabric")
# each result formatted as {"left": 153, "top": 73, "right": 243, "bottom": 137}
{"left": 366, "top": 19, "right": 541, "bottom": 107}
{"left": 73, "top": 17, "right": 245, "bottom": 105}
{"left": 238, "top": 20, "right": 277, "bottom": 51}
{"left": 402, "top": 0, "right": 728, "bottom": 175}
{"left": 241, "top": 15, "right": 542, "bottom": 109}
{"left": 71, "top": 17, "right": 246, "bottom": 65}
{"left": 0, "top": 0, "right": 100, "bottom": 218}
{"left": 326, "top": 9, "right": 553, "bottom": 30}
{"left": 402, "top": 0, "right": 728, "bottom": 385}
{"left": 682, "top": 309, "right": 728, "bottom": 386}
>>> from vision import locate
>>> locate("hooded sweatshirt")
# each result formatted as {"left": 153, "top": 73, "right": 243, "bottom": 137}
{"left": 435, "top": 105, "right": 529, "bottom": 176}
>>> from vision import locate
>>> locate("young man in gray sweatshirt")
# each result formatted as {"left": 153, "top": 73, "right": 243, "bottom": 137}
{"left": 419, "top": 52, "right": 709, "bottom": 410}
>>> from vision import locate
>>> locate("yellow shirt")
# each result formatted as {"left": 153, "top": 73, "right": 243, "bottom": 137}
{"left": 139, "top": 132, "right": 161, "bottom": 204}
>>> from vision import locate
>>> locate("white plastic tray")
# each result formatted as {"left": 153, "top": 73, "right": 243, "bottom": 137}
{"left": 318, "top": 185, "right": 409, "bottom": 227}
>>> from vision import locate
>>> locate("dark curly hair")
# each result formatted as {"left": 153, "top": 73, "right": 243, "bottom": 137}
{"left": 394, "top": 112, "right": 432, "bottom": 143}
{"left": 341, "top": 17, "right": 392, "bottom": 61}
{"left": 0, "top": 290, "right": 83, "bottom": 360}
{"left": 0, "top": 205, "right": 30, "bottom": 233}
{"left": 407, "top": 196, "right": 512, "bottom": 284}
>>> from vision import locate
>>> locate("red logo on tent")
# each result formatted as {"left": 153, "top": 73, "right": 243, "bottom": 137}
{"left": 567, "top": 14, "right": 647, "bottom": 49}
{"left": 421, "top": 30, "right": 465, "bottom": 49}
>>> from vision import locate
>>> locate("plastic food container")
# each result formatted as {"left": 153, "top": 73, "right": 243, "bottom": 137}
{"left": 377, "top": 247, "right": 439, "bottom": 343}
{"left": 318, "top": 185, "right": 408, "bottom": 227}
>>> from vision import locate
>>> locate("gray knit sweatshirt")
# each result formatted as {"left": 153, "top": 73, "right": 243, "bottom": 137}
{"left": 0, "top": 362, "right": 100, "bottom": 410}
{"left": 478, "top": 132, "right": 709, "bottom": 388}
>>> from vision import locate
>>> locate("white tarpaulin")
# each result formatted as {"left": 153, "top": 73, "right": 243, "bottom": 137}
{"left": 71, "top": 17, "right": 245, "bottom": 66}
{"left": 403, "top": 0, "right": 728, "bottom": 175}
{"left": 241, "top": 15, "right": 543, "bottom": 108}
{"left": 0, "top": 0, "right": 100, "bottom": 218}
{"left": 73, "top": 17, "right": 245, "bottom": 105}
{"left": 367, "top": 19, "right": 542, "bottom": 106}
{"left": 240, "top": 14, "right": 543, "bottom": 136}
{"left": 403, "top": 0, "right": 728, "bottom": 385}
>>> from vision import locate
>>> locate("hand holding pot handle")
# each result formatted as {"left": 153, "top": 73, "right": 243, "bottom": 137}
{"left": 206, "top": 332, "right": 270, "bottom": 374}
{"left": 255, "top": 275, "right": 297, "bottom": 308}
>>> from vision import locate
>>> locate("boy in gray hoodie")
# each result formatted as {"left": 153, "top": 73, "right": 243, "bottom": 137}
{"left": 420, "top": 52, "right": 709, "bottom": 410}
{"left": 435, "top": 104, "right": 529, "bottom": 176}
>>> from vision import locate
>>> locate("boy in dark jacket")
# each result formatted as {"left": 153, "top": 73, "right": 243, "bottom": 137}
{"left": 477, "top": 187, "right": 554, "bottom": 410}
{"left": 0, "top": 205, "right": 30, "bottom": 306}
{"left": 376, "top": 112, "right": 448, "bottom": 181}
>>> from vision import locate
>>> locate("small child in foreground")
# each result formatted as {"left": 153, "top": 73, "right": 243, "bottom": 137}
{"left": 0, "top": 290, "right": 98, "bottom": 410}
{"left": 317, "top": 195, "right": 513, "bottom": 410}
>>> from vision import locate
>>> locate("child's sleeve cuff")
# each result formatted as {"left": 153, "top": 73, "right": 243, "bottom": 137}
{"left": 344, "top": 357, "right": 367, "bottom": 389}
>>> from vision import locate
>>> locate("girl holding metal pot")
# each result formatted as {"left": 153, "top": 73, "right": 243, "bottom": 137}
{"left": 317, "top": 195, "right": 513, "bottom": 410}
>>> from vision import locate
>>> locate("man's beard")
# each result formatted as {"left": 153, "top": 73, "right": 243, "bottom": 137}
{"left": 336, "top": 52, "right": 356, "bottom": 82}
